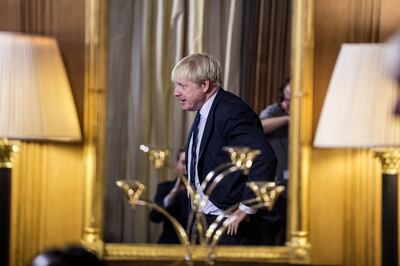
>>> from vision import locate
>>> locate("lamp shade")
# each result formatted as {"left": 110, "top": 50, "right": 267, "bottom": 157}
{"left": 314, "top": 44, "right": 400, "bottom": 148}
{"left": 0, "top": 32, "right": 81, "bottom": 142}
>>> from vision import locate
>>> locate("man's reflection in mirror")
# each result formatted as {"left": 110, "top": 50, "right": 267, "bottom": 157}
{"left": 259, "top": 78, "right": 290, "bottom": 245}
{"left": 172, "top": 53, "right": 277, "bottom": 245}
{"left": 149, "top": 149, "right": 188, "bottom": 244}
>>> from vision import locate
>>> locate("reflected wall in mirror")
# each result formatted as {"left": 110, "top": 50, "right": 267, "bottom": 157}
{"left": 104, "top": 0, "right": 291, "bottom": 245}
{"left": 83, "top": 0, "right": 312, "bottom": 263}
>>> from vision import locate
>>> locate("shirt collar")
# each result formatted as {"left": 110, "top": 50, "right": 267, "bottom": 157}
{"left": 199, "top": 89, "right": 219, "bottom": 119}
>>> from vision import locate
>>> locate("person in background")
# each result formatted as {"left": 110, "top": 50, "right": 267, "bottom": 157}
{"left": 259, "top": 78, "right": 290, "bottom": 245}
{"left": 149, "top": 149, "right": 188, "bottom": 244}
{"left": 172, "top": 53, "right": 277, "bottom": 245}
{"left": 260, "top": 78, "right": 290, "bottom": 182}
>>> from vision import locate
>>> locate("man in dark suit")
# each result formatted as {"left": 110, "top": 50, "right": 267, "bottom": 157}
{"left": 149, "top": 149, "right": 188, "bottom": 244}
{"left": 172, "top": 53, "right": 277, "bottom": 245}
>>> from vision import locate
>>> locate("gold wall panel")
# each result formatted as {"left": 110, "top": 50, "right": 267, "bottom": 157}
{"left": 10, "top": 143, "right": 84, "bottom": 266}
{"left": 311, "top": 0, "right": 400, "bottom": 265}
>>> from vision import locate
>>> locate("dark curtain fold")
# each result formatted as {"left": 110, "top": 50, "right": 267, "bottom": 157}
{"left": 240, "top": 0, "right": 292, "bottom": 113}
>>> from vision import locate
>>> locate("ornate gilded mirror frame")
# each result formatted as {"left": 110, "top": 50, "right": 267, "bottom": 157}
{"left": 81, "top": 0, "right": 314, "bottom": 264}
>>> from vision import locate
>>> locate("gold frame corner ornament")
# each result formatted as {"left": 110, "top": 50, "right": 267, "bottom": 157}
{"left": 0, "top": 138, "right": 20, "bottom": 168}
{"left": 287, "top": 232, "right": 311, "bottom": 264}
{"left": 374, "top": 148, "right": 400, "bottom": 175}
{"left": 82, "top": 227, "right": 105, "bottom": 258}
{"left": 82, "top": 0, "right": 313, "bottom": 264}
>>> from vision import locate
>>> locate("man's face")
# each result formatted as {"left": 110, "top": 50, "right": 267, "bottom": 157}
{"left": 175, "top": 151, "right": 187, "bottom": 176}
{"left": 281, "top": 84, "right": 291, "bottom": 114}
{"left": 173, "top": 79, "right": 206, "bottom": 111}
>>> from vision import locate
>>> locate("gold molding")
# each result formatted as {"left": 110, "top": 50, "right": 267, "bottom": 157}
{"left": 81, "top": 0, "right": 313, "bottom": 263}
{"left": 105, "top": 244, "right": 289, "bottom": 263}
{"left": 374, "top": 148, "right": 400, "bottom": 175}
{"left": 0, "top": 138, "right": 19, "bottom": 168}
{"left": 81, "top": 0, "right": 107, "bottom": 255}
{"left": 287, "top": 0, "right": 313, "bottom": 263}
{"left": 288, "top": 232, "right": 311, "bottom": 263}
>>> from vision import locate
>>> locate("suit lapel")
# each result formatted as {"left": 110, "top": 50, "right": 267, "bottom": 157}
{"left": 198, "top": 89, "right": 224, "bottom": 161}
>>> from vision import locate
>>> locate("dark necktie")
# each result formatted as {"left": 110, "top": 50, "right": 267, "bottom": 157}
{"left": 190, "top": 112, "right": 201, "bottom": 185}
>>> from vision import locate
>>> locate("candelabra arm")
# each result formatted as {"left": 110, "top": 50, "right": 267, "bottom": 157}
{"left": 175, "top": 171, "right": 196, "bottom": 203}
{"left": 205, "top": 165, "right": 241, "bottom": 196}
{"left": 205, "top": 180, "right": 285, "bottom": 263}
{"left": 205, "top": 198, "right": 260, "bottom": 244}
{"left": 205, "top": 198, "right": 261, "bottom": 264}
{"left": 200, "top": 162, "right": 233, "bottom": 191}
{"left": 116, "top": 181, "right": 192, "bottom": 262}
{"left": 187, "top": 164, "right": 239, "bottom": 245}
{"left": 142, "top": 200, "right": 189, "bottom": 245}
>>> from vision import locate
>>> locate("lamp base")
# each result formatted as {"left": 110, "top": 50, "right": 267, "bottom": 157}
{"left": 375, "top": 149, "right": 400, "bottom": 266}
{"left": 382, "top": 173, "right": 398, "bottom": 266}
{"left": 0, "top": 168, "right": 11, "bottom": 266}
{"left": 0, "top": 138, "right": 19, "bottom": 265}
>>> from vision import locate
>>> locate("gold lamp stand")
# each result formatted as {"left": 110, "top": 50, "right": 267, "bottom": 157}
{"left": 0, "top": 138, "right": 19, "bottom": 266}
{"left": 375, "top": 148, "right": 400, "bottom": 266}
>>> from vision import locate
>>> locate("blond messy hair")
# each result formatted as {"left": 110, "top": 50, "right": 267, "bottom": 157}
{"left": 171, "top": 53, "right": 223, "bottom": 87}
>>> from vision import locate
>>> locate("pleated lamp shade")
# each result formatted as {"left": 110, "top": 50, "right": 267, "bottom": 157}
{"left": 0, "top": 32, "right": 81, "bottom": 142}
{"left": 314, "top": 43, "right": 400, "bottom": 148}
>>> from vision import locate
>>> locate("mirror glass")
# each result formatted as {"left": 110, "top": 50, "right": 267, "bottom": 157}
{"left": 103, "top": 0, "right": 292, "bottom": 245}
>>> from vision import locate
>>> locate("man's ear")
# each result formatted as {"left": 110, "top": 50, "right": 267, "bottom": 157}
{"left": 202, "top": 79, "right": 210, "bottom": 92}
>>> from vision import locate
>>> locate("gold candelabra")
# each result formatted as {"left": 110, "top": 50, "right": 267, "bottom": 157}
{"left": 139, "top": 144, "right": 170, "bottom": 170}
{"left": 116, "top": 145, "right": 285, "bottom": 264}
{"left": 116, "top": 180, "right": 192, "bottom": 262}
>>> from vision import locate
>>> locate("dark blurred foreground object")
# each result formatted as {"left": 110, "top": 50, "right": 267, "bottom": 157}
{"left": 30, "top": 245, "right": 103, "bottom": 266}
{"left": 385, "top": 32, "right": 400, "bottom": 115}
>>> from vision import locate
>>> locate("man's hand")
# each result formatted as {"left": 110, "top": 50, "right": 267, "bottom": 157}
{"left": 164, "top": 178, "right": 185, "bottom": 207}
{"left": 226, "top": 208, "right": 248, "bottom": 236}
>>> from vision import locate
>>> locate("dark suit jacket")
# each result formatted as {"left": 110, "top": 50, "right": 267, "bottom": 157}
{"left": 149, "top": 178, "right": 188, "bottom": 244}
{"left": 186, "top": 89, "right": 277, "bottom": 210}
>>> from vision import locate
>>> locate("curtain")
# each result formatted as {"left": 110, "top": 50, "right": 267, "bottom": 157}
{"left": 203, "top": 0, "right": 244, "bottom": 96}
{"left": 104, "top": 0, "right": 203, "bottom": 243}
{"left": 240, "top": 0, "right": 292, "bottom": 113}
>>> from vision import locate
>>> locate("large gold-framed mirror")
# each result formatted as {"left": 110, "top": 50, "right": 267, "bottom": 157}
{"left": 81, "top": 0, "right": 313, "bottom": 264}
